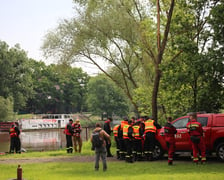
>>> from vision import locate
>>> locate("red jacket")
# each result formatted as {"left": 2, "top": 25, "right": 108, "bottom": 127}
{"left": 164, "top": 122, "right": 177, "bottom": 142}
{"left": 186, "top": 119, "right": 203, "bottom": 136}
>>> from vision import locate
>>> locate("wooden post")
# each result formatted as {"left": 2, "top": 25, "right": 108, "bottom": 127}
{"left": 17, "top": 164, "right": 22, "bottom": 180}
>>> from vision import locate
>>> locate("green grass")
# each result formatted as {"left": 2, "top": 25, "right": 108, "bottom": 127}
{"left": 0, "top": 161, "right": 224, "bottom": 180}
{"left": 1, "top": 141, "right": 224, "bottom": 180}
{"left": 0, "top": 143, "right": 95, "bottom": 162}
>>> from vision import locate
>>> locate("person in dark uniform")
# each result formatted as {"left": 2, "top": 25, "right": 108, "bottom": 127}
{"left": 164, "top": 117, "right": 177, "bottom": 165}
{"left": 118, "top": 117, "right": 129, "bottom": 160}
{"left": 143, "top": 116, "right": 161, "bottom": 160}
{"left": 132, "top": 120, "right": 144, "bottom": 161}
{"left": 64, "top": 119, "right": 74, "bottom": 153}
{"left": 103, "top": 117, "right": 113, "bottom": 157}
{"left": 123, "top": 120, "right": 134, "bottom": 163}
{"left": 113, "top": 124, "right": 120, "bottom": 159}
{"left": 14, "top": 122, "right": 21, "bottom": 153}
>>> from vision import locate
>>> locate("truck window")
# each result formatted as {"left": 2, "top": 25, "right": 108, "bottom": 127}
{"left": 172, "top": 118, "right": 189, "bottom": 129}
{"left": 197, "top": 117, "right": 208, "bottom": 127}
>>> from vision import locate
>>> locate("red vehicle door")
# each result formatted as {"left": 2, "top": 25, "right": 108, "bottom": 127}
{"left": 172, "top": 117, "right": 191, "bottom": 151}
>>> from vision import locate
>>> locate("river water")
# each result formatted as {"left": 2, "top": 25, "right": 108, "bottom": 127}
{"left": 0, "top": 128, "right": 91, "bottom": 152}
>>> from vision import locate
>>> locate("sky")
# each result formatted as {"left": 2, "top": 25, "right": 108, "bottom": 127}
{"left": 0, "top": 0, "right": 101, "bottom": 75}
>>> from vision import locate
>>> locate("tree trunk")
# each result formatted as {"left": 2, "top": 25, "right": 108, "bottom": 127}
{"left": 152, "top": 66, "right": 161, "bottom": 123}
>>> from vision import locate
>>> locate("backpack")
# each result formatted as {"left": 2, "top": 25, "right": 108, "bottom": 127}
{"left": 92, "top": 129, "right": 103, "bottom": 148}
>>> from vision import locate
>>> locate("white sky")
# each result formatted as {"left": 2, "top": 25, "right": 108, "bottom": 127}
{"left": 0, "top": 0, "right": 102, "bottom": 75}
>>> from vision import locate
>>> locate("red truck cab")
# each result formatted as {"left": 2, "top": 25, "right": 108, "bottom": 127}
{"left": 154, "top": 113, "right": 224, "bottom": 161}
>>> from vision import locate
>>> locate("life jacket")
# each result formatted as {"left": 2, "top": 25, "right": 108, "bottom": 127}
{"left": 132, "top": 125, "right": 141, "bottom": 139}
{"left": 113, "top": 124, "right": 120, "bottom": 137}
{"left": 120, "top": 121, "right": 128, "bottom": 130}
{"left": 123, "top": 124, "right": 131, "bottom": 139}
{"left": 9, "top": 127, "right": 17, "bottom": 137}
{"left": 144, "top": 119, "right": 156, "bottom": 133}
{"left": 118, "top": 120, "right": 128, "bottom": 138}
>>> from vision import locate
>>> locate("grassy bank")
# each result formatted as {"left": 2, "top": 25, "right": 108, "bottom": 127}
{"left": 1, "top": 141, "right": 224, "bottom": 180}
{"left": 1, "top": 160, "right": 224, "bottom": 180}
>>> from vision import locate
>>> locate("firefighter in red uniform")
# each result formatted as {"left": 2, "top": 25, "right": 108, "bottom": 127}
{"left": 113, "top": 124, "right": 120, "bottom": 159}
{"left": 164, "top": 117, "right": 177, "bottom": 165}
{"left": 143, "top": 116, "right": 161, "bottom": 160}
{"left": 64, "top": 119, "right": 74, "bottom": 153}
{"left": 132, "top": 120, "right": 144, "bottom": 161}
{"left": 123, "top": 120, "right": 134, "bottom": 163}
{"left": 72, "top": 119, "right": 82, "bottom": 153}
{"left": 186, "top": 112, "right": 206, "bottom": 164}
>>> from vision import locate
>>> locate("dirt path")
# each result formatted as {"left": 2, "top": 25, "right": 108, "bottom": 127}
{"left": 0, "top": 156, "right": 119, "bottom": 164}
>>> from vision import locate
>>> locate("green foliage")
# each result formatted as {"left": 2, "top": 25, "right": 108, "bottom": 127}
{"left": 25, "top": 61, "right": 90, "bottom": 113}
{"left": 87, "top": 74, "right": 129, "bottom": 117}
{"left": 0, "top": 96, "right": 14, "bottom": 122}
{"left": 42, "top": 0, "right": 224, "bottom": 121}
{"left": 0, "top": 41, "right": 33, "bottom": 112}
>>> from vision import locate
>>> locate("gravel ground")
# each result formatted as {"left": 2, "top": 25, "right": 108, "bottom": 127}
{"left": 0, "top": 155, "right": 119, "bottom": 164}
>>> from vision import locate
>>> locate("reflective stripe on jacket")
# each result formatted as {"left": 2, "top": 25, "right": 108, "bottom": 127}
{"left": 113, "top": 124, "right": 120, "bottom": 137}
{"left": 123, "top": 125, "right": 130, "bottom": 139}
{"left": 186, "top": 119, "right": 203, "bottom": 136}
{"left": 132, "top": 125, "right": 141, "bottom": 139}
{"left": 144, "top": 120, "right": 156, "bottom": 133}
{"left": 120, "top": 121, "right": 128, "bottom": 130}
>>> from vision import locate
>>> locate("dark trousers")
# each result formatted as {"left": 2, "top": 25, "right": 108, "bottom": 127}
{"left": 105, "top": 139, "right": 112, "bottom": 156}
{"left": 124, "top": 138, "right": 133, "bottom": 162}
{"left": 15, "top": 137, "right": 21, "bottom": 153}
{"left": 66, "top": 135, "right": 73, "bottom": 153}
{"left": 144, "top": 132, "right": 156, "bottom": 157}
{"left": 119, "top": 138, "right": 126, "bottom": 159}
{"left": 9, "top": 137, "right": 17, "bottom": 153}
{"left": 114, "top": 136, "right": 120, "bottom": 158}
{"left": 133, "top": 139, "right": 142, "bottom": 160}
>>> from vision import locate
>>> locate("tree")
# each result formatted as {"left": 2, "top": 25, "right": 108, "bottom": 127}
{"left": 25, "top": 61, "right": 89, "bottom": 113}
{"left": 159, "top": 0, "right": 224, "bottom": 118}
{"left": 0, "top": 41, "right": 33, "bottom": 112}
{"left": 0, "top": 96, "right": 14, "bottom": 122}
{"left": 42, "top": 0, "right": 222, "bottom": 121}
{"left": 87, "top": 74, "right": 129, "bottom": 117}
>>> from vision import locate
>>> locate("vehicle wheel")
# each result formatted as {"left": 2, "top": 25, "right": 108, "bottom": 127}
{"left": 216, "top": 143, "right": 224, "bottom": 161}
{"left": 153, "top": 143, "right": 164, "bottom": 160}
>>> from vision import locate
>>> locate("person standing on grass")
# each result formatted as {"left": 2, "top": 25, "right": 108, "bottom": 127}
{"left": 164, "top": 117, "right": 177, "bottom": 165}
{"left": 186, "top": 112, "right": 206, "bottom": 164}
{"left": 72, "top": 119, "right": 82, "bottom": 153}
{"left": 14, "top": 122, "right": 21, "bottom": 153}
{"left": 143, "top": 116, "right": 161, "bottom": 161}
{"left": 91, "top": 123, "right": 111, "bottom": 172}
{"left": 9, "top": 124, "right": 17, "bottom": 153}
{"left": 64, "top": 119, "right": 74, "bottom": 153}
{"left": 113, "top": 123, "right": 120, "bottom": 159}
{"left": 103, "top": 117, "right": 113, "bottom": 157}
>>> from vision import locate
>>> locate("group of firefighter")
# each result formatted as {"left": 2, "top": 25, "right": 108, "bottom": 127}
{"left": 113, "top": 116, "right": 161, "bottom": 163}
{"left": 112, "top": 112, "right": 206, "bottom": 165}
